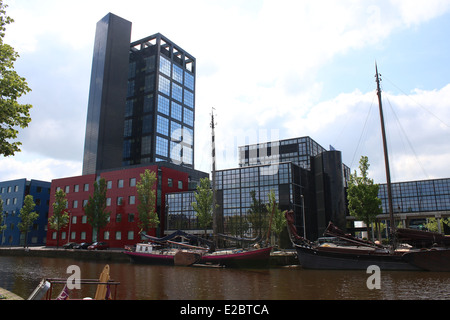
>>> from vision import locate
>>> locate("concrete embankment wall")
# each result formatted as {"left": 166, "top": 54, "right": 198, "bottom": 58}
{"left": 0, "top": 247, "right": 298, "bottom": 266}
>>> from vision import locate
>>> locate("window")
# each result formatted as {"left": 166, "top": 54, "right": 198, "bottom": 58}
{"left": 142, "top": 114, "right": 153, "bottom": 134}
{"left": 71, "top": 232, "right": 76, "bottom": 240}
{"left": 84, "top": 184, "right": 89, "bottom": 192}
{"left": 143, "top": 94, "right": 153, "bottom": 113}
{"left": 172, "top": 82, "right": 183, "bottom": 102}
{"left": 128, "top": 231, "right": 134, "bottom": 240}
{"left": 65, "top": 186, "right": 70, "bottom": 194}
{"left": 172, "top": 64, "right": 183, "bottom": 84}
{"left": 124, "top": 119, "right": 132, "bottom": 137}
{"left": 184, "top": 90, "right": 194, "bottom": 108}
{"left": 82, "top": 216, "right": 87, "bottom": 224}
{"left": 184, "top": 108, "right": 194, "bottom": 127}
{"left": 159, "top": 55, "right": 171, "bottom": 76}
{"left": 158, "top": 75, "right": 171, "bottom": 96}
{"left": 178, "top": 181, "right": 183, "bottom": 189}
{"left": 14, "top": 185, "right": 19, "bottom": 192}
{"left": 107, "top": 181, "right": 112, "bottom": 189}
{"left": 130, "top": 178, "right": 136, "bottom": 187}
{"left": 168, "top": 178, "right": 173, "bottom": 187}
{"left": 116, "top": 214, "right": 122, "bottom": 223}
{"left": 83, "top": 199, "right": 88, "bottom": 207}
{"left": 117, "top": 197, "right": 124, "bottom": 205}
{"left": 116, "top": 231, "right": 122, "bottom": 240}
{"left": 156, "top": 137, "right": 168, "bottom": 157}
{"left": 72, "top": 216, "right": 77, "bottom": 224}
{"left": 157, "top": 115, "right": 169, "bottom": 136}
{"left": 118, "top": 180, "right": 124, "bottom": 188}
{"left": 128, "top": 213, "right": 135, "bottom": 222}
{"left": 185, "top": 72, "right": 194, "bottom": 90}
{"left": 129, "top": 196, "right": 135, "bottom": 205}
{"left": 81, "top": 231, "right": 86, "bottom": 240}
{"left": 74, "top": 185, "right": 79, "bottom": 192}
{"left": 73, "top": 200, "right": 78, "bottom": 209}
{"left": 106, "top": 198, "right": 111, "bottom": 206}
{"left": 170, "top": 121, "right": 182, "bottom": 141}
{"left": 171, "top": 102, "right": 182, "bottom": 121}
{"left": 158, "top": 94, "right": 170, "bottom": 115}
{"left": 145, "top": 75, "right": 155, "bottom": 92}
{"left": 104, "top": 231, "right": 110, "bottom": 240}
{"left": 141, "top": 136, "right": 152, "bottom": 155}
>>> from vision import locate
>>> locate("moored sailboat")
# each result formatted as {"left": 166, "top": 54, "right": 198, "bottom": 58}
{"left": 286, "top": 64, "right": 450, "bottom": 271}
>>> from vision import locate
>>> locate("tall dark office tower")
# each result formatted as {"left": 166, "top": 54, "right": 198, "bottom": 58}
{"left": 83, "top": 14, "right": 196, "bottom": 175}
{"left": 83, "top": 13, "right": 132, "bottom": 175}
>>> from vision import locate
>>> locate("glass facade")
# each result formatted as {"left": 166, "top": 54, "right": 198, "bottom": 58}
{"left": 378, "top": 178, "right": 450, "bottom": 214}
{"left": 123, "top": 33, "right": 195, "bottom": 168}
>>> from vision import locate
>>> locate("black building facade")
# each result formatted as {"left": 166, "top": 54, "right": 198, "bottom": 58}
{"left": 83, "top": 13, "right": 196, "bottom": 175}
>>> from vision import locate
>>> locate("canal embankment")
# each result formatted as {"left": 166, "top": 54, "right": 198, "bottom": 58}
{"left": 0, "top": 246, "right": 298, "bottom": 266}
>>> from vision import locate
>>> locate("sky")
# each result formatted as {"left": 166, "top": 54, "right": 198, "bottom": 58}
{"left": 1, "top": 0, "right": 450, "bottom": 185}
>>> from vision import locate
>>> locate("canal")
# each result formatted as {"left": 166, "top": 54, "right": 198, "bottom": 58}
{"left": 1, "top": 256, "right": 450, "bottom": 300}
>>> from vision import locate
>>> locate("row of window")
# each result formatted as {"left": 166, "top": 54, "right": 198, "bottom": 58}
{"left": 57, "top": 178, "right": 138, "bottom": 194}
{"left": 51, "top": 230, "right": 137, "bottom": 242}
{"left": 158, "top": 75, "right": 194, "bottom": 108}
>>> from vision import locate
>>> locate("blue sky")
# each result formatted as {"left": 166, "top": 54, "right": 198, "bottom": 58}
{"left": 2, "top": 0, "right": 450, "bottom": 184}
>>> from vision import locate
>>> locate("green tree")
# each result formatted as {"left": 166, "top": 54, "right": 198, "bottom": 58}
{"left": 0, "top": 1, "right": 33, "bottom": 156}
{"left": 265, "top": 189, "right": 286, "bottom": 247}
{"left": 84, "top": 178, "right": 110, "bottom": 242}
{"left": 48, "top": 189, "right": 69, "bottom": 248}
{"left": 424, "top": 218, "right": 450, "bottom": 234}
{"left": 347, "top": 156, "right": 382, "bottom": 241}
{"left": 0, "top": 196, "right": 6, "bottom": 233}
{"left": 18, "top": 195, "right": 38, "bottom": 248}
{"left": 192, "top": 178, "right": 214, "bottom": 236}
{"left": 136, "top": 169, "right": 159, "bottom": 233}
{"left": 246, "top": 190, "right": 268, "bottom": 238}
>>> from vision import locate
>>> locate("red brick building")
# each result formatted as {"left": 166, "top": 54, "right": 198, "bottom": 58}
{"left": 46, "top": 164, "right": 207, "bottom": 248}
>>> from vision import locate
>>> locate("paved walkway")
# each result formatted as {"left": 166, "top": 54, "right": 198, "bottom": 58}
{"left": 0, "top": 287, "right": 24, "bottom": 300}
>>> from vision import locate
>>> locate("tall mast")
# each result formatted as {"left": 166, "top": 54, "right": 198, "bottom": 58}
{"left": 210, "top": 109, "right": 218, "bottom": 238}
{"left": 375, "top": 63, "right": 396, "bottom": 245}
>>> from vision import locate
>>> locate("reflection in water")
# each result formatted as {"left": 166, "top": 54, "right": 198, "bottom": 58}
{"left": 1, "top": 256, "right": 450, "bottom": 300}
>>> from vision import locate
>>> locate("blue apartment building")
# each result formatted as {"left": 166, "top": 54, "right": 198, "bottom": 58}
{"left": 0, "top": 179, "right": 51, "bottom": 246}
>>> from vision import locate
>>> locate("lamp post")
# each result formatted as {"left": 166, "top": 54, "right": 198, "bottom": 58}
{"left": 301, "top": 195, "right": 306, "bottom": 239}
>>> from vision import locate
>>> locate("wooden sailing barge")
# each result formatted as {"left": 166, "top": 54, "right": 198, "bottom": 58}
{"left": 287, "top": 64, "right": 450, "bottom": 271}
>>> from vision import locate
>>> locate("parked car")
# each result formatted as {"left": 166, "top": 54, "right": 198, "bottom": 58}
{"left": 73, "top": 242, "right": 92, "bottom": 249}
{"left": 88, "top": 242, "right": 109, "bottom": 250}
{"left": 62, "top": 242, "right": 78, "bottom": 249}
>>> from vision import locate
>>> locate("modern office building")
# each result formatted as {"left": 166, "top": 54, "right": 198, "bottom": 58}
{"left": 47, "top": 163, "right": 208, "bottom": 248}
{"left": 377, "top": 178, "right": 450, "bottom": 232}
{"left": 166, "top": 136, "right": 349, "bottom": 242}
{"left": 83, "top": 13, "right": 196, "bottom": 175}
{"left": 0, "top": 179, "right": 51, "bottom": 247}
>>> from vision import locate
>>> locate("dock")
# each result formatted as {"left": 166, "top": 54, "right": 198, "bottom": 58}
{"left": 0, "top": 287, "right": 24, "bottom": 300}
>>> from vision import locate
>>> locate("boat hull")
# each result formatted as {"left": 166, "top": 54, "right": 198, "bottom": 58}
{"left": 294, "top": 245, "right": 422, "bottom": 271}
{"left": 125, "top": 251, "right": 176, "bottom": 265}
{"left": 201, "top": 247, "right": 272, "bottom": 268}
{"left": 402, "top": 248, "right": 450, "bottom": 272}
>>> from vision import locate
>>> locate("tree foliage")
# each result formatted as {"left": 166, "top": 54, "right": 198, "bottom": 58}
{"left": 48, "top": 189, "right": 69, "bottom": 248}
{"left": 0, "top": 1, "right": 33, "bottom": 156}
{"left": 265, "top": 189, "right": 286, "bottom": 247}
{"left": 84, "top": 178, "right": 110, "bottom": 242}
{"left": 18, "top": 194, "right": 38, "bottom": 248}
{"left": 246, "top": 190, "right": 268, "bottom": 238}
{"left": 136, "top": 169, "right": 159, "bottom": 232}
{"left": 192, "top": 177, "right": 214, "bottom": 236}
{"left": 347, "top": 156, "right": 382, "bottom": 240}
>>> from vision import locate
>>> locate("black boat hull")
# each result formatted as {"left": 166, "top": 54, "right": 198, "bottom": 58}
{"left": 295, "top": 245, "right": 422, "bottom": 271}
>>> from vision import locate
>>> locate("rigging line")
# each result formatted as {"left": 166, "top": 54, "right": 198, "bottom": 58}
{"left": 384, "top": 94, "right": 429, "bottom": 180}
{"left": 350, "top": 92, "right": 376, "bottom": 169}
{"left": 382, "top": 74, "right": 450, "bottom": 129}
